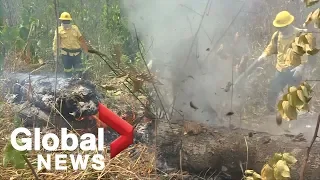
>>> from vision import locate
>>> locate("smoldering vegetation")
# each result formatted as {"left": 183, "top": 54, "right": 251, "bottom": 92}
{"left": 121, "top": 0, "right": 319, "bottom": 132}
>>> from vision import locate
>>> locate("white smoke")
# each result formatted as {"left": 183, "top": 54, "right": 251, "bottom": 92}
{"left": 121, "top": 0, "right": 261, "bottom": 125}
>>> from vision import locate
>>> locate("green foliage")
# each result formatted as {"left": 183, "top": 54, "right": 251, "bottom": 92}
{"left": 2, "top": 139, "right": 27, "bottom": 169}
{"left": 0, "top": 0, "right": 141, "bottom": 77}
{"left": 0, "top": 2, "right": 41, "bottom": 65}
{"left": 13, "top": 113, "right": 23, "bottom": 128}
{"left": 0, "top": 26, "right": 21, "bottom": 49}
{"left": 133, "top": 50, "right": 147, "bottom": 69}
{"left": 0, "top": 2, "right": 4, "bottom": 28}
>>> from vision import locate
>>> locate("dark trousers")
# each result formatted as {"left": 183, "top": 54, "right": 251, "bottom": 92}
{"left": 61, "top": 53, "right": 84, "bottom": 78}
{"left": 267, "top": 69, "right": 302, "bottom": 111}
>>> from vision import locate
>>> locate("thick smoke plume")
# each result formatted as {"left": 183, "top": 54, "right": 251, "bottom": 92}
{"left": 121, "top": 0, "right": 318, "bottom": 136}
{"left": 120, "top": 0, "right": 264, "bottom": 124}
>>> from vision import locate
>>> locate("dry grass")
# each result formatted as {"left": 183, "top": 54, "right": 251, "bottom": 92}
{"left": 0, "top": 144, "right": 156, "bottom": 180}
{"left": 0, "top": 46, "right": 160, "bottom": 180}
{"left": 0, "top": 102, "right": 158, "bottom": 180}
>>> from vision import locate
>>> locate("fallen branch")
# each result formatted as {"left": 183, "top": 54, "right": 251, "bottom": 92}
{"left": 22, "top": 155, "right": 39, "bottom": 180}
{"left": 299, "top": 114, "right": 320, "bottom": 180}
{"left": 133, "top": 24, "right": 170, "bottom": 121}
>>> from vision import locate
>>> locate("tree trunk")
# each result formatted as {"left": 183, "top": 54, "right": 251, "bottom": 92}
{"left": 156, "top": 118, "right": 320, "bottom": 180}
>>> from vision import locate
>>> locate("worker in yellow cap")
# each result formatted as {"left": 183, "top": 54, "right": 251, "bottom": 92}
{"left": 255, "top": 11, "right": 309, "bottom": 112}
{"left": 53, "top": 12, "right": 89, "bottom": 78}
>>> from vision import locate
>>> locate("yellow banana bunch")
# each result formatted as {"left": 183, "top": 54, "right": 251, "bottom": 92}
{"left": 277, "top": 81, "right": 313, "bottom": 124}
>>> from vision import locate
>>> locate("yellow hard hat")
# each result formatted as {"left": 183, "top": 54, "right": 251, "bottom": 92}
{"left": 273, "top": 11, "right": 294, "bottom": 27}
{"left": 59, "top": 12, "right": 72, "bottom": 21}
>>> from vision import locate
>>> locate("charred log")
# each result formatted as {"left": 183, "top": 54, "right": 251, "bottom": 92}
{"left": 157, "top": 119, "right": 320, "bottom": 180}
{"left": 1, "top": 73, "right": 154, "bottom": 145}
{"left": 1, "top": 73, "right": 102, "bottom": 129}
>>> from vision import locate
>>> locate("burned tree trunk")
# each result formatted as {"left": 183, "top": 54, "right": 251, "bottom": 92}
{"left": 157, "top": 119, "right": 320, "bottom": 180}
{"left": 1, "top": 73, "right": 102, "bottom": 131}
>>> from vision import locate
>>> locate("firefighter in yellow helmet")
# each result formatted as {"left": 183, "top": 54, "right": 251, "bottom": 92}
{"left": 255, "top": 11, "right": 310, "bottom": 112}
{"left": 53, "top": 12, "right": 89, "bottom": 78}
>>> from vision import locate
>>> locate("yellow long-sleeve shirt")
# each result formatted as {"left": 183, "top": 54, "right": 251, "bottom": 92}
{"left": 52, "top": 25, "right": 83, "bottom": 56}
{"left": 263, "top": 27, "right": 305, "bottom": 72}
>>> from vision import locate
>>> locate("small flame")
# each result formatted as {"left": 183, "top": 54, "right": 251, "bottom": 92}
{"left": 76, "top": 116, "right": 85, "bottom": 121}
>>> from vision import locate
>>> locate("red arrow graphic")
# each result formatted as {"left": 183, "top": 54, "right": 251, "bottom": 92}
{"left": 98, "top": 103, "right": 134, "bottom": 158}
